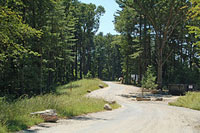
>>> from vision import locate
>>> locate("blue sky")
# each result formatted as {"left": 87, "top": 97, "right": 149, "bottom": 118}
{"left": 79, "top": 0, "right": 119, "bottom": 35}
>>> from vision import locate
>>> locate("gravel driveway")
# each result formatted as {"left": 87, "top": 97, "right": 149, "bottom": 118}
{"left": 23, "top": 82, "right": 200, "bottom": 133}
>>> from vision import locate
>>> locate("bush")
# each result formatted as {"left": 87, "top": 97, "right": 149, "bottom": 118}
{"left": 141, "top": 65, "right": 158, "bottom": 90}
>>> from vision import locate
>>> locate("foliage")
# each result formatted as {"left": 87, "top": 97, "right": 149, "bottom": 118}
{"left": 0, "top": 0, "right": 105, "bottom": 98}
{"left": 93, "top": 33, "right": 122, "bottom": 81}
{"left": 85, "top": 71, "right": 93, "bottom": 79}
{"left": 0, "top": 79, "right": 118, "bottom": 132}
{"left": 187, "top": 0, "right": 200, "bottom": 62}
{"left": 141, "top": 65, "right": 158, "bottom": 90}
{"left": 114, "top": 0, "right": 200, "bottom": 87}
{"left": 169, "top": 92, "right": 200, "bottom": 110}
{"left": 0, "top": 5, "right": 42, "bottom": 97}
{"left": 114, "top": 6, "right": 140, "bottom": 84}
{"left": 187, "top": 0, "right": 200, "bottom": 75}
{"left": 0, "top": 0, "right": 200, "bottom": 110}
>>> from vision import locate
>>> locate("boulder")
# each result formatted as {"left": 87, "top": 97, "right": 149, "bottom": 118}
{"left": 41, "top": 114, "right": 58, "bottom": 122}
{"left": 104, "top": 104, "right": 112, "bottom": 110}
{"left": 31, "top": 109, "right": 58, "bottom": 122}
{"left": 132, "top": 99, "right": 136, "bottom": 101}
{"left": 87, "top": 90, "right": 91, "bottom": 93}
{"left": 155, "top": 97, "right": 163, "bottom": 101}
{"left": 99, "top": 84, "right": 104, "bottom": 88}
{"left": 151, "top": 97, "right": 163, "bottom": 101}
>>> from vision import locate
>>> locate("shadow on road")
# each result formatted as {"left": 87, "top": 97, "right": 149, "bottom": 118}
{"left": 23, "top": 129, "right": 41, "bottom": 133}
{"left": 119, "top": 93, "right": 173, "bottom": 99}
{"left": 71, "top": 116, "right": 108, "bottom": 121}
{"left": 22, "top": 123, "right": 57, "bottom": 133}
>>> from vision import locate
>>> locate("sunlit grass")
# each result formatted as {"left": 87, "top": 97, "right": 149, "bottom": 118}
{"left": 169, "top": 92, "right": 200, "bottom": 110}
{"left": 56, "top": 78, "right": 108, "bottom": 95}
{"left": 0, "top": 78, "right": 119, "bottom": 132}
{"left": 0, "top": 123, "right": 7, "bottom": 133}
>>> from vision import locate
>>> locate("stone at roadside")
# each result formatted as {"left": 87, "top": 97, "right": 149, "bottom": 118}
{"left": 108, "top": 100, "right": 116, "bottom": 104}
{"left": 87, "top": 90, "right": 91, "bottom": 93}
{"left": 99, "top": 84, "right": 104, "bottom": 88}
{"left": 104, "top": 104, "right": 112, "bottom": 110}
{"left": 30, "top": 109, "right": 58, "bottom": 122}
{"left": 132, "top": 99, "right": 136, "bottom": 101}
{"left": 154, "top": 97, "right": 163, "bottom": 101}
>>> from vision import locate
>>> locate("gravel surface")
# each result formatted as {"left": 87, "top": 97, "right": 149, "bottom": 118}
{"left": 23, "top": 82, "right": 200, "bottom": 133}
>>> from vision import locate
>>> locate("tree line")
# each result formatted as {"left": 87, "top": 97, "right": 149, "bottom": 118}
{"left": 0, "top": 0, "right": 200, "bottom": 98}
{"left": 113, "top": 0, "right": 200, "bottom": 88}
{"left": 0, "top": 0, "right": 108, "bottom": 97}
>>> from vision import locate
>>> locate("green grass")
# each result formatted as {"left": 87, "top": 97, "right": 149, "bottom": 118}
{"left": 0, "top": 124, "right": 7, "bottom": 133}
{"left": 0, "top": 78, "right": 119, "bottom": 132}
{"left": 169, "top": 92, "right": 200, "bottom": 110}
{"left": 56, "top": 78, "right": 108, "bottom": 96}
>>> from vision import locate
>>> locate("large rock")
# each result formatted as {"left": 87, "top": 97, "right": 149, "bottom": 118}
{"left": 87, "top": 90, "right": 91, "bottom": 93}
{"left": 99, "top": 84, "right": 104, "bottom": 88}
{"left": 153, "top": 97, "right": 163, "bottom": 101}
{"left": 31, "top": 109, "right": 58, "bottom": 122}
{"left": 104, "top": 104, "right": 112, "bottom": 110}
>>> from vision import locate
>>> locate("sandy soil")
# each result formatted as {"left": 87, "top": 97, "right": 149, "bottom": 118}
{"left": 22, "top": 82, "right": 200, "bottom": 133}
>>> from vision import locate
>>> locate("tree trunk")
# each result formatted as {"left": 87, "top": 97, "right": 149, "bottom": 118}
{"left": 157, "top": 60, "right": 163, "bottom": 89}
{"left": 80, "top": 53, "right": 83, "bottom": 79}
{"left": 143, "top": 15, "right": 148, "bottom": 69}
{"left": 157, "top": 35, "right": 165, "bottom": 89}
{"left": 138, "top": 14, "right": 142, "bottom": 84}
{"left": 125, "top": 56, "right": 129, "bottom": 84}
{"left": 148, "top": 24, "right": 151, "bottom": 65}
{"left": 156, "top": 33, "right": 163, "bottom": 89}
{"left": 75, "top": 43, "right": 78, "bottom": 80}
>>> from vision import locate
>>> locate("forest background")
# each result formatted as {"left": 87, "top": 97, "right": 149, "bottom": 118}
{"left": 0, "top": 0, "right": 200, "bottom": 98}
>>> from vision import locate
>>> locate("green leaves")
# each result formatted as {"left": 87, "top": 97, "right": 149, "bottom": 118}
{"left": 141, "top": 65, "right": 158, "bottom": 90}
{"left": 0, "top": 6, "right": 41, "bottom": 64}
{"left": 187, "top": 0, "right": 200, "bottom": 50}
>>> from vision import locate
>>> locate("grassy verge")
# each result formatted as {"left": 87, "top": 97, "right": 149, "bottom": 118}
{"left": 0, "top": 78, "right": 120, "bottom": 132}
{"left": 169, "top": 92, "right": 200, "bottom": 110}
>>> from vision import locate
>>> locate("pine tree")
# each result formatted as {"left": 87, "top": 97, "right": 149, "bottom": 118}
{"left": 141, "top": 65, "right": 158, "bottom": 90}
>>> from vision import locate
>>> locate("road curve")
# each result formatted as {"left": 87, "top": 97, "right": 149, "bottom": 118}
{"left": 24, "top": 82, "right": 200, "bottom": 133}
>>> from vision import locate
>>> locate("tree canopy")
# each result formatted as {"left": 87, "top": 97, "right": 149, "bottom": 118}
{"left": 0, "top": 0, "right": 200, "bottom": 98}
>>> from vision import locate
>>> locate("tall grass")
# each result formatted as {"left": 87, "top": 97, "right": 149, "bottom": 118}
{"left": 0, "top": 79, "right": 118, "bottom": 132}
{"left": 169, "top": 92, "right": 200, "bottom": 110}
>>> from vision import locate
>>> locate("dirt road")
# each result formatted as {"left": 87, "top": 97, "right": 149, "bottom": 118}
{"left": 24, "top": 82, "right": 200, "bottom": 133}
